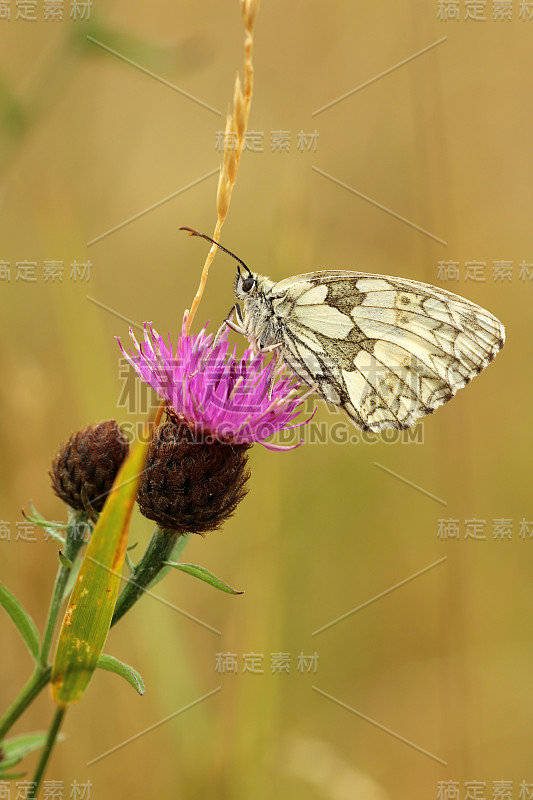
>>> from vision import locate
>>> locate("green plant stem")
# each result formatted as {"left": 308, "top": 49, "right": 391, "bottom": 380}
{"left": 0, "top": 514, "right": 87, "bottom": 741}
{"left": 39, "top": 561, "right": 71, "bottom": 667}
{"left": 27, "top": 706, "right": 66, "bottom": 799}
{"left": 0, "top": 666, "right": 52, "bottom": 740}
{"left": 0, "top": 524, "right": 186, "bottom": 741}
{"left": 39, "top": 514, "right": 88, "bottom": 667}
{"left": 112, "top": 527, "right": 183, "bottom": 626}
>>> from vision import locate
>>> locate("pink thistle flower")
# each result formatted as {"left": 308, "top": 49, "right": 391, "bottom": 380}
{"left": 117, "top": 312, "right": 313, "bottom": 451}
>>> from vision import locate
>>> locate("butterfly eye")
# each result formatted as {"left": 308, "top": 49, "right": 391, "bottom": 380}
{"left": 241, "top": 275, "right": 255, "bottom": 293}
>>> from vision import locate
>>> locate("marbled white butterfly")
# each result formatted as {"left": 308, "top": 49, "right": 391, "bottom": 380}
{"left": 182, "top": 228, "right": 505, "bottom": 432}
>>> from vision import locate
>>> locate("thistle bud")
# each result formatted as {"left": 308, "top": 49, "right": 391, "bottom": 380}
{"left": 50, "top": 420, "right": 129, "bottom": 513}
{"left": 137, "top": 418, "right": 251, "bottom": 534}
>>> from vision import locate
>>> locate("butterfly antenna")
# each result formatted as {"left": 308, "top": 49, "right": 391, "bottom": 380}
{"left": 180, "top": 227, "right": 253, "bottom": 278}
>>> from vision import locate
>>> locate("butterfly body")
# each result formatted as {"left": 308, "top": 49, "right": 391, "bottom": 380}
{"left": 233, "top": 268, "right": 505, "bottom": 432}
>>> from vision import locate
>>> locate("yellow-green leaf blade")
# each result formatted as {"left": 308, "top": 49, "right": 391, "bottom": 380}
{"left": 51, "top": 411, "right": 159, "bottom": 706}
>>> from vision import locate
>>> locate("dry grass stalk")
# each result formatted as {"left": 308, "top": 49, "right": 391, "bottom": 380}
{"left": 187, "top": 0, "right": 259, "bottom": 332}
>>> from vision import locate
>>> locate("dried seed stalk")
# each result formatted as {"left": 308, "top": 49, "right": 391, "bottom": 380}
{"left": 187, "top": 0, "right": 259, "bottom": 332}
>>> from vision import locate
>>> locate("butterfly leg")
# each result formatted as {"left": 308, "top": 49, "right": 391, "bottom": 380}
{"left": 226, "top": 302, "right": 246, "bottom": 333}
{"left": 267, "top": 347, "right": 284, "bottom": 400}
{"left": 213, "top": 304, "right": 246, "bottom": 348}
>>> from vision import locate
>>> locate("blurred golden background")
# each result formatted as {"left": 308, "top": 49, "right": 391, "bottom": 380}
{"left": 1, "top": 1, "right": 531, "bottom": 798}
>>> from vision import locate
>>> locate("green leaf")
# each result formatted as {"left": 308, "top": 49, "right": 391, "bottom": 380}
{"left": 58, "top": 551, "right": 73, "bottom": 569}
{"left": 28, "top": 502, "right": 66, "bottom": 526}
{"left": 96, "top": 654, "right": 145, "bottom": 696}
{"left": 43, "top": 528, "right": 66, "bottom": 545}
{"left": 24, "top": 503, "right": 67, "bottom": 545}
{"left": 0, "top": 732, "right": 53, "bottom": 771}
{"left": 0, "top": 581, "right": 40, "bottom": 662}
{"left": 164, "top": 562, "right": 243, "bottom": 595}
{"left": 51, "top": 409, "right": 161, "bottom": 706}
{"left": 124, "top": 542, "right": 139, "bottom": 574}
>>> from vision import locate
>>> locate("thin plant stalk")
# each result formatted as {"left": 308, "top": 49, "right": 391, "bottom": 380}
{"left": 187, "top": 0, "right": 259, "bottom": 331}
{"left": 27, "top": 707, "right": 66, "bottom": 800}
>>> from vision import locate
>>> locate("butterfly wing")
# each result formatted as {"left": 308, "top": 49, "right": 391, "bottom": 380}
{"left": 268, "top": 272, "right": 505, "bottom": 431}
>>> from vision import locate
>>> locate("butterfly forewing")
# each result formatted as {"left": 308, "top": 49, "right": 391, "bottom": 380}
{"left": 264, "top": 271, "right": 505, "bottom": 432}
